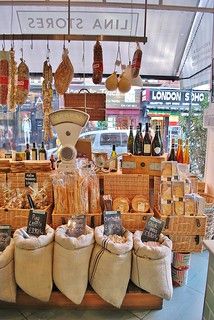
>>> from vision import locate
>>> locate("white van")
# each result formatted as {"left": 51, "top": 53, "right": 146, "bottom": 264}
{"left": 79, "top": 129, "right": 129, "bottom": 156}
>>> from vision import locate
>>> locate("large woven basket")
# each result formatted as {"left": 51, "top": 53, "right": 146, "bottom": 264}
{"left": 0, "top": 204, "right": 53, "bottom": 231}
{"left": 169, "top": 234, "right": 203, "bottom": 252}
{"left": 64, "top": 89, "right": 106, "bottom": 121}
{"left": 51, "top": 211, "right": 102, "bottom": 229}
{"left": 200, "top": 193, "right": 214, "bottom": 240}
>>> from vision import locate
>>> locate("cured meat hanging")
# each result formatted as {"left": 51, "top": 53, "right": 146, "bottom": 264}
{"left": 42, "top": 59, "right": 54, "bottom": 141}
{"left": 8, "top": 48, "right": 17, "bottom": 112}
{"left": 92, "top": 40, "right": 103, "bottom": 84}
{"left": 54, "top": 48, "right": 74, "bottom": 95}
{"left": 0, "top": 50, "right": 9, "bottom": 105}
{"left": 15, "top": 59, "right": 29, "bottom": 106}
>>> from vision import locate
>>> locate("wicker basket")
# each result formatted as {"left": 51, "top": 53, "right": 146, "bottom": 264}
{"left": 200, "top": 193, "right": 214, "bottom": 240}
{"left": 0, "top": 204, "right": 53, "bottom": 231}
{"left": 64, "top": 90, "right": 106, "bottom": 121}
{"left": 154, "top": 176, "right": 161, "bottom": 208}
{"left": 103, "top": 174, "right": 150, "bottom": 201}
{"left": 7, "top": 172, "right": 53, "bottom": 204}
{"left": 121, "top": 211, "right": 153, "bottom": 232}
{"left": 169, "top": 234, "right": 203, "bottom": 252}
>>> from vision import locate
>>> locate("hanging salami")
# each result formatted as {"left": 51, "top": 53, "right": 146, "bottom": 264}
{"left": 131, "top": 44, "right": 142, "bottom": 78}
{"left": 15, "top": 59, "right": 29, "bottom": 106}
{"left": 8, "top": 49, "right": 17, "bottom": 112}
{"left": 92, "top": 40, "right": 103, "bottom": 84}
{"left": 0, "top": 50, "right": 9, "bottom": 105}
{"left": 42, "top": 59, "right": 53, "bottom": 141}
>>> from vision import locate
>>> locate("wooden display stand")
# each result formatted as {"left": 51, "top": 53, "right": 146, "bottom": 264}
{"left": 0, "top": 285, "right": 163, "bottom": 310}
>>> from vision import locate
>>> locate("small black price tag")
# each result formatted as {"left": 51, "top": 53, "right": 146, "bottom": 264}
{"left": 66, "top": 215, "right": 86, "bottom": 238}
{"left": 25, "top": 172, "right": 37, "bottom": 187}
{"left": 27, "top": 209, "right": 47, "bottom": 237}
{"left": 103, "top": 211, "right": 122, "bottom": 236}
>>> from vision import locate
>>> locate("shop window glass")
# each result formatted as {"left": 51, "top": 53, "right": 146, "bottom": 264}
{"left": 121, "top": 133, "right": 128, "bottom": 146}
{"left": 100, "top": 133, "right": 121, "bottom": 146}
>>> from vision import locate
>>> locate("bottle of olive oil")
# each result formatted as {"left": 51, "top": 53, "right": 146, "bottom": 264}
{"left": 127, "top": 125, "right": 134, "bottom": 154}
{"left": 142, "top": 123, "right": 152, "bottom": 156}
{"left": 39, "top": 142, "right": 47, "bottom": 160}
{"left": 110, "top": 144, "right": 118, "bottom": 172}
{"left": 31, "top": 142, "right": 38, "bottom": 160}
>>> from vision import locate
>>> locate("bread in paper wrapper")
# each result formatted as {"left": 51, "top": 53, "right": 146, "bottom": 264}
{"left": 184, "top": 193, "right": 205, "bottom": 216}
{"left": 113, "top": 197, "right": 129, "bottom": 213}
{"left": 131, "top": 195, "right": 150, "bottom": 213}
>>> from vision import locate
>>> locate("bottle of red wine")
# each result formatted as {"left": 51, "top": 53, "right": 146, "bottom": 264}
{"left": 134, "top": 125, "right": 142, "bottom": 155}
{"left": 167, "top": 138, "right": 177, "bottom": 161}
{"left": 142, "top": 123, "right": 151, "bottom": 156}
{"left": 151, "top": 125, "right": 163, "bottom": 156}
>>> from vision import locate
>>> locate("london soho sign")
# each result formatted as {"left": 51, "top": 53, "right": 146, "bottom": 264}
{"left": 17, "top": 11, "right": 139, "bottom": 35}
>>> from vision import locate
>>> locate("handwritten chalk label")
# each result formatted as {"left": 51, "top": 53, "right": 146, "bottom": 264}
{"left": 66, "top": 215, "right": 86, "bottom": 238}
{"left": 27, "top": 209, "right": 47, "bottom": 236}
{"left": 141, "top": 217, "right": 165, "bottom": 242}
{"left": 0, "top": 224, "right": 12, "bottom": 251}
{"left": 25, "top": 172, "right": 37, "bottom": 187}
{"left": 103, "top": 211, "right": 122, "bottom": 236}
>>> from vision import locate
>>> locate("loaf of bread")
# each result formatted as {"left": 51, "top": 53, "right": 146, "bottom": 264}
{"left": 113, "top": 197, "right": 129, "bottom": 213}
{"left": 160, "top": 182, "right": 172, "bottom": 200}
{"left": 131, "top": 195, "right": 150, "bottom": 213}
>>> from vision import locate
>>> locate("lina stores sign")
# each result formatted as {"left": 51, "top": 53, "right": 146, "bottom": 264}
{"left": 142, "top": 88, "right": 208, "bottom": 106}
{"left": 17, "top": 11, "right": 139, "bottom": 35}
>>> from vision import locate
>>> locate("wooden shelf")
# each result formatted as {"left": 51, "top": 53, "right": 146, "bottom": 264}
{"left": 0, "top": 285, "right": 163, "bottom": 310}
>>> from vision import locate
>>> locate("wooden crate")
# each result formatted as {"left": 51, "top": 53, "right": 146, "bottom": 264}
{"left": 0, "top": 204, "right": 53, "bottom": 231}
{"left": 0, "top": 285, "right": 163, "bottom": 310}
{"left": 169, "top": 234, "right": 204, "bottom": 252}
{"left": 122, "top": 154, "right": 167, "bottom": 176}
{"left": 103, "top": 174, "right": 150, "bottom": 201}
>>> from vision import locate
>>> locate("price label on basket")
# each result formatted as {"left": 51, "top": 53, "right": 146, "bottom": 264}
{"left": 27, "top": 209, "right": 47, "bottom": 237}
{"left": 25, "top": 172, "right": 37, "bottom": 187}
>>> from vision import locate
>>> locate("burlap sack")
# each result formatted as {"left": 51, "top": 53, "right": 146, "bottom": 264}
{"left": 0, "top": 239, "right": 16, "bottom": 302}
{"left": 89, "top": 225, "right": 133, "bottom": 308}
{"left": 53, "top": 225, "right": 94, "bottom": 304}
{"left": 131, "top": 231, "right": 173, "bottom": 300}
{"left": 14, "top": 225, "right": 54, "bottom": 302}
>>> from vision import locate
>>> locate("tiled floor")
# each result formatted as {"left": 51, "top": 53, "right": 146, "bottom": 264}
{"left": 0, "top": 250, "right": 209, "bottom": 320}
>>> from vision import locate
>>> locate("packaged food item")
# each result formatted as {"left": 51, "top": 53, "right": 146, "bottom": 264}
{"left": 161, "top": 161, "right": 178, "bottom": 180}
{"left": 174, "top": 201, "right": 185, "bottom": 216}
{"left": 160, "top": 200, "right": 173, "bottom": 216}
{"left": 113, "top": 197, "right": 129, "bottom": 213}
{"left": 172, "top": 181, "right": 191, "bottom": 200}
{"left": 184, "top": 193, "right": 205, "bottom": 216}
{"left": 131, "top": 195, "right": 150, "bottom": 213}
{"left": 160, "top": 182, "right": 172, "bottom": 200}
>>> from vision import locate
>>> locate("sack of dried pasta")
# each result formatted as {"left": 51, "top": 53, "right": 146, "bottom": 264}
{"left": 89, "top": 225, "right": 133, "bottom": 308}
{"left": 14, "top": 225, "right": 54, "bottom": 302}
{"left": 131, "top": 232, "right": 173, "bottom": 300}
{"left": 0, "top": 239, "right": 16, "bottom": 303}
{"left": 53, "top": 225, "right": 94, "bottom": 304}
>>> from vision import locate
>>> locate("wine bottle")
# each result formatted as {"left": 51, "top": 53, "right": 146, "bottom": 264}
{"left": 151, "top": 125, "right": 163, "bottom": 156}
{"left": 167, "top": 138, "right": 177, "bottom": 161}
{"left": 134, "top": 125, "right": 142, "bottom": 155}
{"left": 176, "top": 138, "right": 183, "bottom": 163}
{"left": 31, "top": 142, "right": 37, "bottom": 160}
{"left": 142, "top": 123, "right": 151, "bottom": 156}
{"left": 183, "top": 138, "right": 190, "bottom": 164}
{"left": 127, "top": 125, "right": 134, "bottom": 154}
{"left": 39, "top": 142, "right": 47, "bottom": 160}
{"left": 50, "top": 154, "right": 56, "bottom": 170}
{"left": 110, "top": 144, "right": 118, "bottom": 172}
{"left": 25, "top": 143, "right": 31, "bottom": 160}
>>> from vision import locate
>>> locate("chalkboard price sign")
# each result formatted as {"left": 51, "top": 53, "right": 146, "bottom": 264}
{"left": 25, "top": 172, "right": 37, "bottom": 187}
{"left": 0, "top": 225, "right": 11, "bottom": 251}
{"left": 103, "top": 211, "right": 122, "bottom": 236}
{"left": 141, "top": 217, "right": 165, "bottom": 242}
{"left": 27, "top": 209, "right": 47, "bottom": 236}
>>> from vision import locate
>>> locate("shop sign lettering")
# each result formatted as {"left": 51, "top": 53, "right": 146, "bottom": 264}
{"left": 142, "top": 88, "right": 208, "bottom": 106}
{"left": 17, "top": 11, "right": 139, "bottom": 35}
